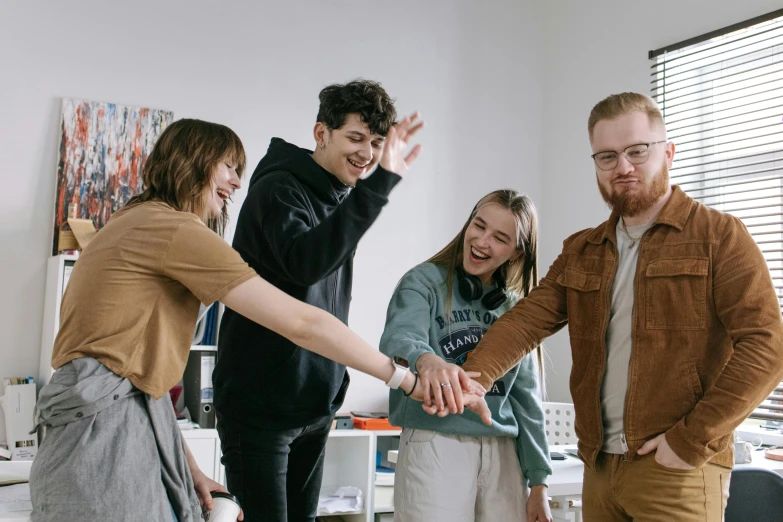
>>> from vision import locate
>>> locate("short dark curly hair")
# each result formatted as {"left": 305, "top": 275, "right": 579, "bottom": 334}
{"left": 317, "top": 79, "right": 397, "bottom": 136}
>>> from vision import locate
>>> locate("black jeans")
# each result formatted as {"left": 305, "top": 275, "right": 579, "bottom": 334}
{"left": 216, "top": 412, "right": 333, "bottom": 522}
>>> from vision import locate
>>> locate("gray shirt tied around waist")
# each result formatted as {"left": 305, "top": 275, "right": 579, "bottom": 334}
{"left": 30, "top": 357, "right": 202, "bottom": 522}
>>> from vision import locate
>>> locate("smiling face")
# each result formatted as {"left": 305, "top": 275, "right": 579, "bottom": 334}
{"left": 591, "top": 111, "right": 673, "bottom": 218}
{"left": 312, "top": 113, "right": 385, "bottom": 186}
{"left": 461, "top": 202, "right": 521, "bottom": 285}
{"left": 202, "top": 159, "right": 241, "bottom": 221}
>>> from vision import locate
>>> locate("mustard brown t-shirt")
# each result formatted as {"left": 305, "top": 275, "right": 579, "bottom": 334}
{"left": 51, "top": 202, "right": 257, "bottom": 399}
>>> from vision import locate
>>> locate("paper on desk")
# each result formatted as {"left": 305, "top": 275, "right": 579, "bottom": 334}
{"left": 0, "top": 462, "right": 32, "bottom": 487}
{"left": 0, "top": 484, "right": 31, "bottom": 514}
{"left": 317, "top": 486, "right": 363, "bottom": 515}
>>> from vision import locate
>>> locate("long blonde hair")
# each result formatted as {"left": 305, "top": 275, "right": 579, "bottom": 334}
{"left": 427, "top": 189, "right": 545, "bottom": 391}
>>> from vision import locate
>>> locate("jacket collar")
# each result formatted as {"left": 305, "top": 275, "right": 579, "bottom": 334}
{"left": 586, "top": 185, "right": 694, "bottom": 245}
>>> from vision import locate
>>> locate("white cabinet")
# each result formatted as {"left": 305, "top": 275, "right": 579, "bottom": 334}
{"left": 372, "top": 430, "right": 400, "bottom": 516}
{"left": 321, "top": 430, "right": 375, "bottom": 521}
{"left": 181, "top": 428, "right": 224, "bottom": 485}
{"left": 38, "top": 254, "right": 78, "bottom": 387}
{"left": 320, "top": 429, "right": 401, "bottom": 522}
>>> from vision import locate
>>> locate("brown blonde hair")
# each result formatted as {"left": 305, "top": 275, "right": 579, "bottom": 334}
{"left": 588, "top": 92, "right": 665, "bottom": 142}
{"left": 126, "top": 118, "right": 246, "bottom": 235}
{"left": 428, "top": 189, "right": 545, "bottom": 389}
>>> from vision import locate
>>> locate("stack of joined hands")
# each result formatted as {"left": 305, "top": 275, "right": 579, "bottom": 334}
{"left": 405, "top": 353, "right": 492, "bottom": 425}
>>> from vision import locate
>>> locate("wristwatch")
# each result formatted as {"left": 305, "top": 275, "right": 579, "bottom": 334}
{"left": 385, "top": 361, "right": 408, "bottom": 389}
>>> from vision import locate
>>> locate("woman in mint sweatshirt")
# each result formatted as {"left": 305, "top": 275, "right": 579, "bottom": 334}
{"left": 380, "top": 189, "right": 552, "bottom": 522}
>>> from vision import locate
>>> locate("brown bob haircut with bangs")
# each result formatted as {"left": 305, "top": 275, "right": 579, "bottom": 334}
{"left": 126, "top": 118, "right": 246, "bottom": 235}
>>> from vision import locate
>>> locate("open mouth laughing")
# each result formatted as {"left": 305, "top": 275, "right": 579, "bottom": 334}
{"left": 469, "top": 246, "right": 490, "bottom": 262}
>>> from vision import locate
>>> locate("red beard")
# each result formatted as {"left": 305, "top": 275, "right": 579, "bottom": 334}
{"left": 597, "top": 162, "right": 669, "bottom": 217}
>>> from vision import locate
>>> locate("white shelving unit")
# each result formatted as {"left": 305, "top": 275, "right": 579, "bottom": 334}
{"left": 374, "top": 429, "right": 400, "bottom": 517}
{"left": 38, "top": 254, "right": 78, "bottom": 387}
{"left": 321, "top": 430, "right": 375, "bottom": 521}
{"left": 371, "top": 430, "right": 403, "bottom": 437}
{"left": 320, "top": 429, "right": 401, "bottom": 522}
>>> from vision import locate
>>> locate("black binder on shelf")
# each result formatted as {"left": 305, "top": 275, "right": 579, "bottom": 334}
{"left": 184, "top": 349, "right": 216, "bottom": 429}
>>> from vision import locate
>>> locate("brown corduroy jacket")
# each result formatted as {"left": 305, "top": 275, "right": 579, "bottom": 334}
{"left": 463, "top": 186, "right": 783, "bottom": 469}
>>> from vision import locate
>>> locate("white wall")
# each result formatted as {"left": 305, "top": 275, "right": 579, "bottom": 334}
{"left": 0, "top": 0, "right": 544, "bottom": 438}
{"left": 3, "top": 0, "right": 778, "bottom": 440}
{"left": 344, "top": 1, "right": 546, "bottom": 413}
{"left": 537, "top": 0, "right": 783, "bottom": 401}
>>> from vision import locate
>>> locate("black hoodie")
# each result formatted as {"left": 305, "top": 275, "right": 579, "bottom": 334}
{"left": 214, "top": 138, "right": 401, "bottom": 429}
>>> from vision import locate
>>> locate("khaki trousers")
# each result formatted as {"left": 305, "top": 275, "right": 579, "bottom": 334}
{"left": 583, "top": 452, "right": 731, "bottom": 521}
{"left": 393, "top": 429, "right": 528, "bottom": 522}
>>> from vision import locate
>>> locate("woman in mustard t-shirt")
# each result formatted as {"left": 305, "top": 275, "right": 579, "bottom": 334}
{"left": 30, "top": 118, "right": 489, "bottom": 522}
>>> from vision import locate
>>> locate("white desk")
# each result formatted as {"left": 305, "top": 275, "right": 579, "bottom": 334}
{"left": 736, "top": 422, "right": 783, "bottom": 447}
{"left": 742, "top": 447, "right": 783, "bottom": 474}
{"left": 547, "top": 448, "right": 585, "bottom": 497}
{"left": 0, "top": 461, "right": 32, "bottom": 522}
{"left": 387, "top": 443, "right": 783, "bottom": 497}
{"left": 546, "top": 445, "right": 783, "bottom": 495}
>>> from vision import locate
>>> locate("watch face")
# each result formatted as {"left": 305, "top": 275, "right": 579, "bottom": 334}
{"left": 393, "top": 357, "right": 410, "bottom": 368}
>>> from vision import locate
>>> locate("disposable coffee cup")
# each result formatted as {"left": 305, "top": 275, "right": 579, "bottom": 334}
{"left": 203, "top": 491, "right": 241, "bottom": 522}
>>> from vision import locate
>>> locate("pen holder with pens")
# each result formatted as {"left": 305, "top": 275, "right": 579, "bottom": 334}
{"left": 0, "top": 383, "right": 38, "bottom": 460}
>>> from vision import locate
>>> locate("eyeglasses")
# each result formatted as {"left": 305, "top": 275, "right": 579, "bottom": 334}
{"left": 591, "top": 141, "right": 667, "bottom": 171}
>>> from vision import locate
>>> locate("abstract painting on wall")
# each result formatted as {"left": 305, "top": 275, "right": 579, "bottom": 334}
{"left": 52, "top": 98, "right": 174, "bottom": 254}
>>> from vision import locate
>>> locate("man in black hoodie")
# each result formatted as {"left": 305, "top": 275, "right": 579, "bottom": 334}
{"left": 214, "top": 80, "right": 423, "bottom": 521}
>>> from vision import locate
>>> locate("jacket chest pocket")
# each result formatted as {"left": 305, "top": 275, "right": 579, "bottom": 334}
{"left": 645, "top": 258, "right": 709, "bottom": 330}
{"left": 557, "top": 267, "right": 603, "bottom": 341}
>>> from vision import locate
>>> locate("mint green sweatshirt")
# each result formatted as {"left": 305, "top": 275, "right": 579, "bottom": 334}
{"left": 380, "top": 262, "right": 552, "bottom": 487}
